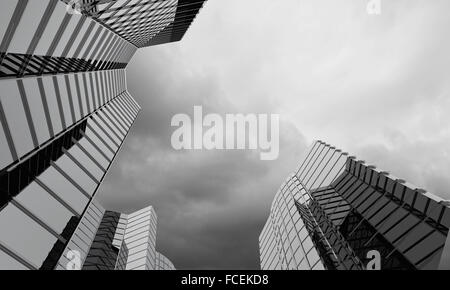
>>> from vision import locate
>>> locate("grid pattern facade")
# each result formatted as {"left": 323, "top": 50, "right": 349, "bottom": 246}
{"left": 0, "top": 73, "right": 140, "bottom": 269}
{"left": 0, "top": 69, "right": 128, "bottom": 173}
{"left": 260, "top": 141, "right": 450, "bottom": 270}
{"left": 74, "top": 0, "right": 207, "bottom": 47}
{"left": 0, "top": 0, "right": 136, "bottom": 78}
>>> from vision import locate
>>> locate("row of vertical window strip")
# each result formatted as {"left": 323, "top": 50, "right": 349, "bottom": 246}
{"left": 0, "top": 92, "right": 140, "bottom": 270}
{"left": 0, "top": 0, "right": 136, "bottom": 68}
{"left": 53, "top": 91, "right": 140, "bottom": 270}
{"left": 0, "top": 52, "right": 127, "bottom": 78}
{"left": 112, "top": 0, "right": 179, "bottom": 47}
{"left": 82, "top": 0, "right": 179, "bottom": 47}
{"left": 153, "top": 0, "right": 207, "bottom": 44}
{"left": 0, "top": 69, "right": 127, "bottom": 172}
{"left": 144, "top": 0, "right": 209, "bottom": 47}
{"left": 0, "top": 120, "right": 87, "bottom": 210}
{"left": 75, "top": 0, "right": 207, "bottom": 48}
{"left": 296, "top": 142, "right": 348, "bottom": 192}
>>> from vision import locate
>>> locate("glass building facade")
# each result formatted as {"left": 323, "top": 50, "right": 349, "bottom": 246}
{"left": 259, "top": 141, "right": 450, "bottom": 270}
{"left": 62, "top": 0, "right": 207, "bottom": 47}
{"left": 0, "top": 0, "right": 204, "bottom": 270}
{"left": 123, "top": 206, "right": 175, "bottom": 270}
{"left": 54, "top": 203, "right": 175, "bottom": 270}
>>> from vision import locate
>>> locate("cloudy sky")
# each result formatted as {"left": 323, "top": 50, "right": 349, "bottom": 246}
{"left": 97, "top": 0, "right": 450, "bottom": 269}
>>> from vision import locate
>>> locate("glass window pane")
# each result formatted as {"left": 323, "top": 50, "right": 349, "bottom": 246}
{"left": 0, "top": 79, "right": 34, "bottom": 157}
{"left": 0, "top": 249, "right": 29, "bottom": 270}
{"left": 22, "top": 78, "right": 50, "bottom": 145}
{"left": 84, "top": 126, "right": 114, "bottom": 160}
{"left": 54, "top": 154, "right": 97, "bottom": 194}
{"left": 15, "top": 182, "right": 74, "bottom": 235}
{"left": 42, "top": 76, "right": 63, "bottom": 134}
{"left": 67, "top": 20, "right": 90, "bottom": 57}
{"left": 89, "top": 72, "right": 100, "bottom": 109}
{"left": 87, "top": 119, "right": 119, "bottom": 152}
{"left": 38, "top": 166, "right": 89, "bottom": 214}
{"left": 78, "top": 26, "right": 97, "bottom": 59}
{"left": 86, "top": 28, "right": 105, "bottom": 60}
{"left": 97, "top": 110, "right": 124, "bottom": 141}
{"left": 56, "top": 75, "right": 73, "bottom": 126}
{"left": 67, "top": 75, "right": 81, "bottom": 122}
{"left": 0, "top": 203, "right": 57, "bottom": 268}
{"left": 83, "top": 73, "right": 95, "bottom": 112}
{"left": 77, "top": 138, "right": 109, "bottom": 168}
{"left": 307, "top": 248, "right": 320, "bottom": 266}
{"left": 68, "top": 145, "right": 104, "bottom": 180}
{"left": 0, "top": 122, "right": 13, "bottom": 169}
{"left": 0, "top": 1, "right": 16, "bottom": 46}
{"left": 53, "top": 16, "right": 79, "bottom": 57}
{"left": 75, "top": 75, "right": 88, "bottom": 118}
{"left": 102, "top": 108, "right": 126, "bottom": 136}
{"left": 8, "top": 0, "right": 47, "bottom": 54}
{"left": 34, "top": 1, "right": 66, "bottom": 55}
{"left": 110, "top": 100, "right": 132, "bottom": 126}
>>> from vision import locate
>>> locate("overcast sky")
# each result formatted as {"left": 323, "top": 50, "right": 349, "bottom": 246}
{"left": 97, "top": 0, "right": 450, "bottom": 269}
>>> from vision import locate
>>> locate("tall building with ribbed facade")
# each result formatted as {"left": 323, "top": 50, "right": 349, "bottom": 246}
{"left": 0, "top": 0, "right": 205, "bottom": 270}
{"left": 55, "top": 203, "right": 175, "bottom": 270}
{"left": 259, "top": 141, "right": 450, "bottom": 270}
{"left": 62, "top": 0, "right": 207, "bottom": 47}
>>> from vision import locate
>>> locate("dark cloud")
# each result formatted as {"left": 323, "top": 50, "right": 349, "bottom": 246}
{"left": 97, "top": 44, "right": 307, "bottom": 268}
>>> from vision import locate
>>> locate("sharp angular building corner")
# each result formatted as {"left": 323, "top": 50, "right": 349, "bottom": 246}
{"left": 259, "top": 140, "right": 450, "bottom": 270}
{"left": 0, "top": 0, "right": 206, "bottom": 270}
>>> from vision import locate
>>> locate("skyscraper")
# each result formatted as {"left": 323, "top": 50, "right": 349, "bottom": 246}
{"left": 0, "top": 0, "right": 205, "bottom": 270}
{"left": 259, "top": 141, "right": 450, "bottom": 270}
{"left": 54, "top": 203, "right": 175, "bottom": 270}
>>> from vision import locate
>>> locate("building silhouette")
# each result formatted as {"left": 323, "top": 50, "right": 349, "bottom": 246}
{"left": 259, "top": 141, "right": 450, "bottom": 270}
{"left": 0, "top": 0, "right": 205, "bottom": 270}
